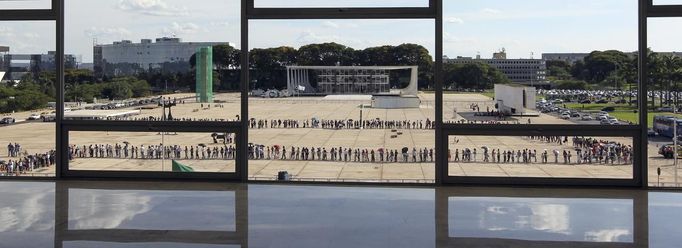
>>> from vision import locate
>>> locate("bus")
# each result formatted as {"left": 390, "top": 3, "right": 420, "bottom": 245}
{"left": 653, "top": 115, "right": 682, "bottom": 138}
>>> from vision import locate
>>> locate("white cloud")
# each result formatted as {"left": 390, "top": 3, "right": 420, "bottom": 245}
{"left": 482, "top": 8, "right": 501, "bottom": 14}
{"left": 161, "top": 22, "right": 206, "bottom": 37}
{"left": 84, "top": 27, "right": 132, "bottom": 38}
{"left": 117, "top": 0, "right": 189, "bottom": 16}
{"left": 322, "top": 21, "right": 340, "bottom": 29}
{"left": 446, "top": 17, "right": 464, "bottom": 24}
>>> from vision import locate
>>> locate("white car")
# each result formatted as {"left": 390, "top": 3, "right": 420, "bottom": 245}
{"left": 609, "top": 119, "right": 620, "bottom": 125}
{"left": 560, "top": 114, "right": 571, "bottom": 119}
{"left": 581, "top": 115, "right": 594, "bottom": 121}
{"left": 597, "top": 115, "right": 609, "bottom": 121}
{"left": 27, "top": 113, "right": 41, "bottom": 120}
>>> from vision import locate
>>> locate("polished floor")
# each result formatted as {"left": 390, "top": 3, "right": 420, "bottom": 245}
{"left": 0, "top": 181, "right": 679, "bottom": 248}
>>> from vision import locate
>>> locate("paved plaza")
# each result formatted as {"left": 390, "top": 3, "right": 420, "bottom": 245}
{"left": 1, "top": 92, "right": 682, "bottom": 185}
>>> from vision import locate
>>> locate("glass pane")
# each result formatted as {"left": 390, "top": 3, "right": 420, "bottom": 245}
{"left": 447, "top": 197, "right": 633, "bottom": 244}
{"left": 442, "top": 0, "right": 639, "bottom": 126}
{"left": 248, "top": 19, "right": 435, "bottom": 183}
{"left": 0, "top": 182, "right": 55, "bottom": 247}
{"left": 447, "top": 135, "right": 634, "bottom": 179}
{"left": 0, "top": 0, "right": 50, "bottom": 9}
{"left": 647, "top": 18, "right": 682, "bottom": 187}
{"left": 649, "top": 192, "right": 682, "bottom": 248}
{"left": 0, "top": 21, "right": 56, "bottom": 177}
{"left": 65, "top": 0, "right": 241, "bottom": 122}
{"left": 68, "top": 131, "right": 236, "bottom": 173}
{"left": 68, "top": 189, "right": 236, "bottom": 231}
{"left": 254, "top": 0, "right": 429, "bottom": 8}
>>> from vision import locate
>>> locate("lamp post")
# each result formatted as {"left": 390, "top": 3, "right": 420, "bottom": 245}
{"left": 158, "top": 97, "right": 177, "bottom": 121}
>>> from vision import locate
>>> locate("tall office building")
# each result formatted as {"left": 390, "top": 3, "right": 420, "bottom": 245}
{"left": 93, "top": 37, "right": 233, "bottom": 77}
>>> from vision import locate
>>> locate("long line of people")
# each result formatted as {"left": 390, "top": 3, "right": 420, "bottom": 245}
{"left": 68, "top": 144, "right": 237, "bottom": 161}
{"left": 248, "top": 145, "right": 435, "bottom": 163}
{"left": 249, "top": 118, "right": 435, "bottom": 130}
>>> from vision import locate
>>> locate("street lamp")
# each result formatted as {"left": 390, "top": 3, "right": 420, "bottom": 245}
{"left": 158, "top": 97, "right": 177, "bottom": 121}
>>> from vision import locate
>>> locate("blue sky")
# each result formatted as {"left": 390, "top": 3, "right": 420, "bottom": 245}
{"left": 0, "top": 0, "right": 680, "bottom": 63}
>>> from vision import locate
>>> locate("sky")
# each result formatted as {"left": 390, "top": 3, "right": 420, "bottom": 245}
{"left": 0, "top": 0, "right": 680, "bottom": 63}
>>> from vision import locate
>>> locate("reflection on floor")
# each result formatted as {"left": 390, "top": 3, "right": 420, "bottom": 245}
{"left": 0, "top": 180, "right": 679, "bottom": 248}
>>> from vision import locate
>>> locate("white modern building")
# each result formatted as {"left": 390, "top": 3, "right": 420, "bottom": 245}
{"left": 494, "top": 84, "right": 536, "bottom": 115}
{"left": 94, "top": 37, "right": 234, "bottom": 77}
{"left": 445, "top": 50, "right": 547, "bottom": 85}
{"left": 285, "top": 65, "right": 420, "bottom": 108}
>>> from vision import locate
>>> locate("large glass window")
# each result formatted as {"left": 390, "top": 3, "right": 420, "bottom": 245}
{"left": 64, "top": 0, "right": 241, "bottom": 123}
{"left": 0, "top": 21, "right": 56, "bottom": 177}
{"left": 247, "top": 19, "right": 435, "bottom": 183}
{"left": 647, "top": 18, "right": 682, "bottom": 187}
{"left": 447, "top": 135, "right": 635, "bottom": 179}
{"left": 442, "top": 0, "right": 639, "bottom": 126}
{"left": 68, "top": 131, "right": 236, "bottom": 173}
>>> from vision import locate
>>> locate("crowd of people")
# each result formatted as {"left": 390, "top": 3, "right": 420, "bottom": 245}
{"left": 1, "top": 150, "right": 56, "bottom": 175}
{"left": 248, "top": 144, "right": 435, "bottom": 163}
{"left": 448, "top": 136, "right": 633, "bottom": 165}
{"left": 249, "top": 118, "right": 436, "bottom": 130}
{"left": 68, "top": 143, "right": 237, "bottom": 161}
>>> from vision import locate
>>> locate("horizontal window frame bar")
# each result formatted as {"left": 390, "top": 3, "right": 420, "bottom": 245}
{"left": 442, "top": 177, "right": 639, "bottom": 187}
{"left": 648, "top": 5, "right": 682, "bottom": 17}
{"left": 0, "top": 9, "right": 56, "bottom": 20}
{"left": 246, "top": 7, "right": 437, "bottom": 19}
{"left": 436, "top": 187, "right": 642, "bottom": 199}
{"left": 62, "top": 121, "right": 241, "bottom": 133}
{"left": 58, "top": 170, "right": 241, "bottom": 181}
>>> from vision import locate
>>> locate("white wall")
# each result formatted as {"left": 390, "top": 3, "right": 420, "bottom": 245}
{"left": 494, "top": 84, "right": 536, "bottom": 115}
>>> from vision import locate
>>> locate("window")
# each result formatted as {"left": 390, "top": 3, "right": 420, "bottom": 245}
{"left": 248, "top": 19, "right": 435, "bottom": 183}
{"left": 647, "top": 18, "right": 682, "bottom": 187}
{"left": 0, "top": 21, "right": 56, "bottom": 177}
{"left": 442, "top": 0, "right": 639, "bottom": 126}
{"left": 65, "top": 0, "right": 241, "bottom": 123}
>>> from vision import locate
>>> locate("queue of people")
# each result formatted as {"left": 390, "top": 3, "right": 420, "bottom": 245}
{"left": 68, "top": 144, "right": 237, "bottom": 161}
{"left": 1, "top": 150, "right": 56, "bottom": 175}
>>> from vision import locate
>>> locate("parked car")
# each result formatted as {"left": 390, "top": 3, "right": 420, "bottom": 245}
{"left": 596, "top": 99, "right": 609, "bottom": 104}
{"left": 560, "top": 114, "right": 571, "bottom": 119}
{"left": 571, "top": 112, "right": 581, "bottom": 118}
{"left": 581, "top": 115, "right": 594, "bottom": 121}
{"left": 27, "top": 113, "right": 41, "bottom": 120}
{"left": 609, "top": 119, "right": 620, "bottom": 125}
{"left": 0, "top": 117, "right": 16, "bottom": 124}
{"left": 600, "top": 119, "right": 611, "bottom": 125}
{"left": 615, "top": 99, "right": 627, "bottom": 104}
{"left": 601, "top": 106, "right": 616, "bottom": 112}
{"left": 579, "top": 99, "right": 592, "bottom": 104}
{"left": 657, "top": 106, "right": 674, "bottom": 112}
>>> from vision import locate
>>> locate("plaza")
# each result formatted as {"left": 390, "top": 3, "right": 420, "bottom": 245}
{"left": 1, "top": 92, "right": 680, "bottom": 185}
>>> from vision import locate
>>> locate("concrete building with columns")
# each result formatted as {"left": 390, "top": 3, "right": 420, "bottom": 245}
{"left": 285, "top": 65, "right": 418, "bottom": 96}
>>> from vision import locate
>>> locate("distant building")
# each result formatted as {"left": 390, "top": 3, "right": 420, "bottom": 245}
{"left": 93, "top": 37, "right": 234, "bottom": 77}
{"left": 1, "top": 50, "right": 77, "bottom": 81}
{"left": 445, "top": 50, "right": 547, "bottom": 85}
{"left": 541, "top": 53, "right": 590, "bottom": 64}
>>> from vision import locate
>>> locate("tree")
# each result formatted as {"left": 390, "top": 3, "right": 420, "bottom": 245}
{"left": 443, "top": 62, "right": 509, "bottom": 90}
{"left": 297, "top": 42, "right": 356, "bottom": 66}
